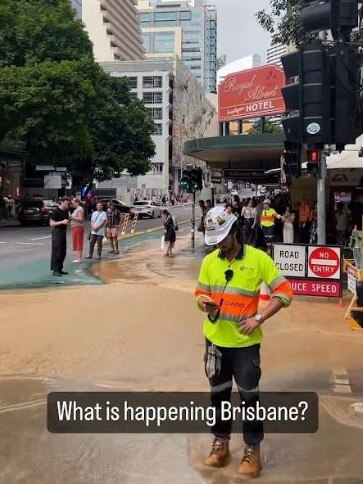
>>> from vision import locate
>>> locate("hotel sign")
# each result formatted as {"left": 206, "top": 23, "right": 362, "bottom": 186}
{"left": 218, "top": 65, "right": 285, "bottom": 122}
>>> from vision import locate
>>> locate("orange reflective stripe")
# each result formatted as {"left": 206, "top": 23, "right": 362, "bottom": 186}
{"left": 211, "top": 292, "right": 259, "bottom": 319}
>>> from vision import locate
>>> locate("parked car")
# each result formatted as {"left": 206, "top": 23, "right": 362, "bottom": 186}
{"left": 130, "top": 200, "right": 162, "bottom": 219}
{"left": 97, "top": 199, "right": 132, "bottom": 214}
{"left": 17, "top": 199, "right": 59, "bottom": 226}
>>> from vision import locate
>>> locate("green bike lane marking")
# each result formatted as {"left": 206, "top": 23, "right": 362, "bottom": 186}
{"left": 0, "top": 228, "right": 166, "bottom": 291}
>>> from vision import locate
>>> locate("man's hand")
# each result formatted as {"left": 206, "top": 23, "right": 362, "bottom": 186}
{"left": 238, "top": 317, "right": 261, "bottom": 335}
{"left": 62, "top": 219, "right": 69, "bottom": 225}
{"left": 203, "top": 301, "right": 219, "bottom": 316}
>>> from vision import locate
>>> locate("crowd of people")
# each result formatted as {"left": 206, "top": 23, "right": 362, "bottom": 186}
{"left": 198, "top": 191, "right": 362, "bottom": 249}
{"left": 49, "top": 197, "right": 125, "bottom": 276}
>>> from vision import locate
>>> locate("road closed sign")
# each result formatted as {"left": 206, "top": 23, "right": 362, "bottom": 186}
{"left": 273, "top": 244, "right": 305, "bottom": 277}
{"left": 307, "top": 246, "right": 341, "bottom": 280}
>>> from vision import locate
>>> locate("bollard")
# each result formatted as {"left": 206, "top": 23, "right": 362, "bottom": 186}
{"left": 130, "top": 214, "right": 139, "bottom": 234}
{"left": 121, "top": 214, "right": 130, "bottom": 236}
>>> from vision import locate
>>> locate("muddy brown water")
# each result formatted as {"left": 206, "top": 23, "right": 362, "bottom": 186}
{"left": 1, "top": 238, "right": 363, "bottom": 483}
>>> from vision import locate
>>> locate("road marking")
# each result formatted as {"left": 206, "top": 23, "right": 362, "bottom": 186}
{"left": 0, "top": 242, "right": 5, "bottom": 244}
{"left": 332, "top": 368, "right": 352, "bottom": 394}
{"left": 31, "top": 236, "right": 51, "bottom": 241}
{"left": 15, "top": 242, "right": 45, "bottom": 246}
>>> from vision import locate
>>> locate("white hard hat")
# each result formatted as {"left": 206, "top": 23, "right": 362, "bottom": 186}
{"left": 204, "top": 206, "right": 237, "bottom": 246}
{"left": 263, "top": 199, "right": 271, "bottom": 204}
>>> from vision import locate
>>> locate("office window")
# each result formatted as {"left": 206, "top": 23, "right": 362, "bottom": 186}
{"left": 126, "top": 77, "right": 137, "bottom": 89}
{"left": 140, "top": 13, "right": 150, "bottom": 22}
{"left": 180, "top": 11, "right": 191, "bottom": 20}
{"left": 142, "top": 33, "right": 151, "bottom": 52}
{"left": 154, "top": 124, "right": 163, "bottom": 135}
{"left": 149, "top": 108, "right": 163, "bottom": 120}
{"left": 154, "top": 20, "right": 176, "bottom": 27}
{"left": 143, "top": 92, "right": 163, "bottom": 104}
{"left": 154, "top": 31, "right": 175, "bottom": 53}
{"left": 181, "top": 10, "right": 203, "bottom": 26}
{"left": 154, "top": 12, "right": 176, "bottom": 21}
{"left": 143, "top": 76, "right": 163, "bottom": 88}
{"left": 182, "top": 31, "right": 201, "bottom": 45}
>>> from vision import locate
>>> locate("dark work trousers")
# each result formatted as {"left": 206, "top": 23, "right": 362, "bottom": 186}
{"left": 89, "top": 234, "right": 103, "bottom": 257}
{"left": 206, "top": 340, "right": 264, "bottom": 446}
{"left": 51, "top": 229, "right": 67, "bottom": 272}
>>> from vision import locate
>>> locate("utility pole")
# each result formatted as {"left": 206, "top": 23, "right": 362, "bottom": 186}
{"left": 317, "top": 148, "right": 327, "bottom": 244}
{"left": 191, "top": 192, "right": 196, "bottom": 251}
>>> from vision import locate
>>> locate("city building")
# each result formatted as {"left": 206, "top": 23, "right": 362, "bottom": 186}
{"left": 217, "top": 53, "right": 261, "bottom": 86}
{"left": 99, "top": 57, "right": 217, "bottom": 201}
{"left": 267, "top": 42, "right": 288, "bottom": 67}
{"left": 81, "top": 0, "right": 145, "bottom": 62}
{"left": 70, "top": 0, "right": 82, "bottom": 19}
{"left": 138, "top": 0, "right": 217, "bottom": 93}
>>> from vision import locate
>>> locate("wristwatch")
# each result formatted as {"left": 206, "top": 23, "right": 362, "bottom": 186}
{"left": 254, "top": 314, "right": 264, "bottom": 325}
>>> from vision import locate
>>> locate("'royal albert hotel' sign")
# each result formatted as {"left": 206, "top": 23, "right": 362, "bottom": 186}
{"left": 218, "top": 65, "right": 286, "bottom": 122}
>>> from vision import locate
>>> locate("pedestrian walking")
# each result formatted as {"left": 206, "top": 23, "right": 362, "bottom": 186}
{"left": 195, "top": 206, "right": 293, "bottom": 478}
{"left": 85, "top": 202, "right": 107, "bottom": 260}
{"left": 49, "top": 197, "right": 70, "bottom": 276}
{"left": 69, "top": 198, "right": 85, "bottom": 263}
{"left": 106, "top": 202, "right": 122, "bottom": 255}
{"left": 162, "top": 209, "right": 176, "bottom": 256}
{"left": 282, "top": 206, "right": 295, "bottom": 244}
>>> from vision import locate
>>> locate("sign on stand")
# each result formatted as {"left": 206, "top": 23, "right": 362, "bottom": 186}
{"left": 346, "top": 263, "right": 358, "bottom": 294}
{"left": 272, "top": 244, "right": 342, "bottom": 298}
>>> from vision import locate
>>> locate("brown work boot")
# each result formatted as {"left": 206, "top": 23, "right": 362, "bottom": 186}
{"left": 237, "top": 445, "right": 262, "bottom": 478}
{"left": 204, "top": 437, "right": 230, "bottom": 468}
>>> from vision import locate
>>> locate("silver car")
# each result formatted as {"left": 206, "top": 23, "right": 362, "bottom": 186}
{"left": 130, "top": 200, "right": 162, "bottom": 219}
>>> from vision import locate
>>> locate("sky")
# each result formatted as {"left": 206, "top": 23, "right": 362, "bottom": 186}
{"left": 213, "top": 0, "right": 272, "bottom": 63}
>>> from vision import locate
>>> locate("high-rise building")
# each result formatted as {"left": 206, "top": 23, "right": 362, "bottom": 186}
{"left": 81, "top": 0, "right": 145, "bottom": 62}
{"left": 138, "top": 0, "right": 217, "bottom": 93}
{"left": 217, "top": 53, "right": 262, "bottom": 86}
{"left": 70, "top": 0, "right": 82, "bottom": 19}
{"left": 267, "top": 42, "right": 288, "bottom": 67}
{"left": 99, "top": 56, "right": 217, "bottom": 199}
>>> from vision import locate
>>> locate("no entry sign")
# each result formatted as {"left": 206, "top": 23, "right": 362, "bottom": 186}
{"left": 272, "top": 244, "right": 342, "bottom": 298}
{"left": 307, "top": 247, "right": 341, "bottom": 280}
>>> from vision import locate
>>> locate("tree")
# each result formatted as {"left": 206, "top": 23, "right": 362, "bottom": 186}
{"left": 0, "top": 0, "right": 155, "bottom": 184}
{"left": 255, "top": 0, "right": 314, "bottom": 48}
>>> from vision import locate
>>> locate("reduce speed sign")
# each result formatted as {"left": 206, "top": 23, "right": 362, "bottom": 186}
{"left": 307, "top": 246, "right": 341, "bottom": 280}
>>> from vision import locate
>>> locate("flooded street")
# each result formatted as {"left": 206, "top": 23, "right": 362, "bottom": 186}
{"left": 1, "top": 236, "right": 363, "bottom": 483}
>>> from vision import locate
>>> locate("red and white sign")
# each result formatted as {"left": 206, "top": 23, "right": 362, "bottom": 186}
{"left": 218, "top": 64, "right": 285, "bottom": 122}
{"left": 290, "top": 278, "right": 341, "bottom": 298}
{"left": 308, "top": 246, "right": 341, "bottom": 280}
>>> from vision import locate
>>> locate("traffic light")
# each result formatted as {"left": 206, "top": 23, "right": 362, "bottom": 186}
{"left": 281, "top": 44, "right": 331, "bottom": 146}
{"left": 306, "top": 148, "right": 321, "bottom": 176}
{"left": 329, "top": 43, "right": 360, "bottom": 148}
{"left": 190, "top": 167, "right": 203, "bottom": 191}
{"left": 301, "top": 0, "right": 358, "bottom": 41}
{"left": 283, "top": 141, "right": 302, "bottom": 178}
{"left": 180, "top": 167, "right": 203, "bottom": 193}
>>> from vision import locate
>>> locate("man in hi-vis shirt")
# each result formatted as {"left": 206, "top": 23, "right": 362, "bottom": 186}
{"left": 195, "top": 206, "right": 293, "bottom": 478}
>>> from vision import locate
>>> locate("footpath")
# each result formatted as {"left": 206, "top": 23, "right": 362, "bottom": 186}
{"left": 0, "top": 232, "right": 362, "bottom": 483}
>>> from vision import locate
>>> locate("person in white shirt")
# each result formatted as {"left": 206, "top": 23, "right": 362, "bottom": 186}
{"left": 85, "top": 202, "right": 107, "bottom": 260}
{"left": 241, "top": 199, "right": 256, "bottom": 243}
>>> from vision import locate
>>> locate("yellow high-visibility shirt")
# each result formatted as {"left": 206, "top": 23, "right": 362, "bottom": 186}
{"left": 195, "top": 246, "right": 293, "bottom": 348}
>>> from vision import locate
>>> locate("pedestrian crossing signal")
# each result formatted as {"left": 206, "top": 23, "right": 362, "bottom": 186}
{"left": 306, "top": 148, "right": 320, "bottom": 176}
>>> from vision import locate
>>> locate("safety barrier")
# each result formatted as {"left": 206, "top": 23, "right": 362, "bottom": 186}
{"left": 130, "top": 214, "right": 139, "bottom": 234}
{"left": 121, "top": 214, "right": 130, "bottom": 236}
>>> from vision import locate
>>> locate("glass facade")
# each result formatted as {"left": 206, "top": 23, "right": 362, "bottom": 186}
{"left": 71, "top": 0, "right": 82, "bottom": 19}
{"left": 139, "top": 2, "right": 217, "bottom": 93}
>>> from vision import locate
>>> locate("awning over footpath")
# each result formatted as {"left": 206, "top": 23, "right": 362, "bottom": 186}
{"left": 327, "top": 134, "right": 363, "bottom": 169}
{"left": 184, "top": 133, "right": 285, "bottom": 171}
